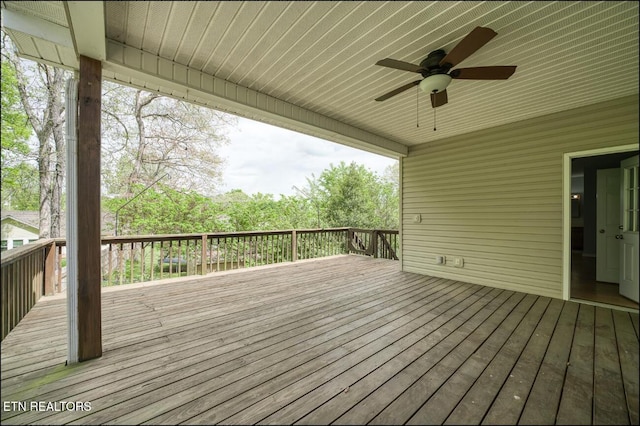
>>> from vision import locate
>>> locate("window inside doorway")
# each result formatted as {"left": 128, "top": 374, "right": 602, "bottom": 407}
{"left": 623, "top": 163, "right": 639, "bottom": 232}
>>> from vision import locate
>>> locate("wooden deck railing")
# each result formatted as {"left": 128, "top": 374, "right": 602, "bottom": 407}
{"left": 1, "top": 239, "right": 57, "bottom": 340}
{"left": 1, "top": 228, "right": 398, "bottom": 340}
{"left": 348, "top": 228, "right": 399, "bottom": 260}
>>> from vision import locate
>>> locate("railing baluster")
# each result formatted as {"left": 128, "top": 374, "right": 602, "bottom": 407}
{"left": 118, "top": 243, "right": 124, "bottom": 286}
{"left": 140, "top": 243, "right": 146, "bottom": 282}
{"left": 215, "top": 237, "right": 220, "bottom": 272}
{"left": 224, "top": 237, "right": 228, "bottom": 271}
{"left": 186, "top": 239, "right": 191, "bottom": 276}
{"left": 10, "top": 265, "right": 15, "bottom": 334}
{"left": 169, "top": 241, "right": 174, "bottom": 276}
{"left": 20, "top": 256, "right": 25, "bottom": 317}
{"left": 178, "top": 240, "right": 182, "bottom": 276}
{"left": 242, "top": 236, "right": 246, "bottom": 268}
{"left": 159, "top": 241, "right": 164, "bottom": 280}
{"left": 129, "top": 242, "right": 134, "bottom": 283}
{"left": 2, "top": 267, "right": 7, "bottom": 338}
{"left": 150, "top": 242, "right": 155, "bottom": 281}
{"left": 291, "top": 231, "right": 297, "bottom": 262}
{"left": 277, "top": 235, "right": 281, "bottom": 263}
{"left": 56, "top": 244, "right": 62, "bottom": 293}
{"left": 201, "top": 234, "right": 207, "bottom": 275}
{"left": 107, "top": 243, "right": 113, "bottom": 286}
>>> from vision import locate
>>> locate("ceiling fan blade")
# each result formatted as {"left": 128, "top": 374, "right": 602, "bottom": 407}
{"left": 375, "top": 58, "right": 424, "bottom": 73}
{"left": 439, "top": 27, "right": 497, "bottom": 67}
{"left": 375, "top": 80, "right": 421, "bottom": 101}
{"left": 450, "top": 66, "right": 516, "bottom": 80}
{"left": 430, "top": 90, "right": 448, "bottom": 108}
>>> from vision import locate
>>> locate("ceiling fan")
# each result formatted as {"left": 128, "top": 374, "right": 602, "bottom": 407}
{"left": 374, "top": 27, "right": 517, "bottom": 108}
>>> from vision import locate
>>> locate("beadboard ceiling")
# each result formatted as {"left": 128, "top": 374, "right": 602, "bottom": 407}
{"left": 2, "top": 1, "right": 638, "bottom": 157}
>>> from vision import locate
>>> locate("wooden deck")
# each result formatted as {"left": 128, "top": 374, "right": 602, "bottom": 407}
{"left": 1, "top": 255, "right": 638, "bottom": 425}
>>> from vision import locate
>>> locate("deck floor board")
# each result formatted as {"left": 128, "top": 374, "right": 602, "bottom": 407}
{"left": 556, "top": 304, "right": 595, "bottom": 425}
{"left": 410, "top": 296, "right": 551, "bottom": 425}
{"left": 593, "top": 307, "right": 633, "bottom": 425}
{"left": 1, "top": 255, "right": 638, "bottom": 425}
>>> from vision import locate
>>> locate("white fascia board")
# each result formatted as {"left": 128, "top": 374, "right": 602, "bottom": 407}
{"left": 65, "top": 1, "right": 106, "bottom": 60}
{"left": 1, "top": 8, "right": 73, "bottom": 48}
{"left": 104, "top": 41, "right": 407, "bottom": 158}
{"left": 9, "top": 49, "right": 78, "bottom": 71}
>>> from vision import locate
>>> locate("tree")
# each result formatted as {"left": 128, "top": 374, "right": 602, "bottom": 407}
{"left": 104, "top": 185, "right": 227, "bottom": 235}
{"left": 106, "top": 186, "right": 319, "bottom": 236}
{"left": 0, "top": 56, "right": 37, "bottom": 209}
{"left": 216, "top": 191, "right": 316, "bottom": 231}
{"left": 101, "top": 82, "right": 235, "bottom": 197}
{"left": 379, "top": 161, "right": 400, "bottom": 228}
{"left": 1, "top": 34, "right": 68, "bottom": 237}
{"left": 306, "top": 161, "right": 399, "bottom": 229}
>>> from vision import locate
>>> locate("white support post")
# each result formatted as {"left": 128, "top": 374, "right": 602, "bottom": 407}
{"left": 65, "top": 76, "right": 79, "bottom": 364}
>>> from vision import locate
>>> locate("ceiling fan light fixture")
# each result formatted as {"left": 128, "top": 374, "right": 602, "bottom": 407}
{"left": 419, "top": 74, "right": 452, "bottom": 93}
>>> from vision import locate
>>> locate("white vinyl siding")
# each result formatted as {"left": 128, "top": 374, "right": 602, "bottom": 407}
{"left": 401, "top": 94, "right": 639, "bottom": 299}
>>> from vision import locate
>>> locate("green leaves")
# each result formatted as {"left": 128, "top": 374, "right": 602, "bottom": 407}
{"left": 306, "top": 161, "right": 399, "bottom": 229}
{"left": 104, "top": 185, "right": 226, "bottom": 235}
{"left": 106, "top": 161, "right": 399, "bottom": 236}
{"left": 1, "top": 59, "right": 36, "bottom": 209}
{"left": 0, "top": 61, "right": 31, "bottom": 156}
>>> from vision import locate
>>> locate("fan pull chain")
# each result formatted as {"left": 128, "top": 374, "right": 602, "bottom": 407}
{"left": 433, "top": 105, "right": 437, "bottom": 131}
{"left": 416, "top": 85, "right": 420, "bottom": 128}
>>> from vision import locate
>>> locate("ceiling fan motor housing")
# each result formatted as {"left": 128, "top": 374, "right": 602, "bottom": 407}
{"left": 419, "top": 49, "right": 452, "bottom": 77}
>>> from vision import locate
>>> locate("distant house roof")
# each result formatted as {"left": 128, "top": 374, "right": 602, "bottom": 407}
{"left": 1, "top": 210, "right": 117, "bottom": 238}
{"left": 1, "top": 210, "right": 40, "bottom": 232}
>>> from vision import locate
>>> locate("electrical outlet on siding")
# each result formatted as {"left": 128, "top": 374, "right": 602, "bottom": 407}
{"left": 453, "top": 257, "right": 464, "bottom": 268}
{"left": 435, "top": 255, "right": 446, "bottom": 265}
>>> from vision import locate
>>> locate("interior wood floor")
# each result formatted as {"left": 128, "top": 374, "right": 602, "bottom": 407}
{"left": 571, "top": 251, "right": 639, "bottom": 310}
{"left": 1, "top": 255, "right": 638, "bottom": 425}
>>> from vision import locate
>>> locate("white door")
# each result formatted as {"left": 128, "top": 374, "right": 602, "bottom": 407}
{"left": 596, "top": 168, "right": 621, "bottom": 283}
{"left": 619, "top": 155, "right": 639, "bottom": 302}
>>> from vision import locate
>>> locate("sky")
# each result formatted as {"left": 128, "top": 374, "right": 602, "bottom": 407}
{"left": 217, "top": 116, "right": 399, "bottom": 198}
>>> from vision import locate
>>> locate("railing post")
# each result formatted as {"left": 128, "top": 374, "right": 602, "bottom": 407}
{"left": 372, "top": 230, "right": 379, "bottom": 258}
{"left": 291, "top": 230, "right": 298, "bottom": 262}
{"left": 346, "top": 228, "right": 350, "bottom": 254}
{"left": 201, "top": 234, "right": 207, "bottom": 275}
{"left": 345, "top": 228, "right": 353, "bottom": 254}
{"left": 44, "top": 241, "right": 56, "bottom": 295}
{"left": 57, "top": 244, "right": 63, "bottom": 293}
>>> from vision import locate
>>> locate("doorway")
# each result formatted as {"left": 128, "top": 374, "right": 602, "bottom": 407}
{"left": 566, "top": 148, "right": 638, "bottom": 309}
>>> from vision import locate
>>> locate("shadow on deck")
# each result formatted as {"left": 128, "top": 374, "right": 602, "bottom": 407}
{"left": 1, "top": 255, "right": 638, "bottom": 425}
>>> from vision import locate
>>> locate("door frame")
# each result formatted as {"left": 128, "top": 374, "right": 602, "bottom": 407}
{"left": 562, "top": 144, "right": 638, "bottom": 300}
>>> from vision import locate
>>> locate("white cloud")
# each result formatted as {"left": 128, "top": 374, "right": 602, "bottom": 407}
{"left": 217, "top": 117, "right": 398, "bottom": 198}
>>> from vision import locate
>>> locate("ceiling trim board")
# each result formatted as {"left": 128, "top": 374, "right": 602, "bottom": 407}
{"left": 1, "top": 8, "right": 73, "bottom": 48}
{"left": 65, "top": 0, "right": 107, "bottom": 60}
{"left": 104, "top": 41, "right": 408, "bottom": 158}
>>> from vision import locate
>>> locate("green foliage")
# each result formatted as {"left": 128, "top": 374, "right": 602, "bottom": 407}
{"left": 0, "top": 162, "right": 39, "bottom": 210}
{"left": 106, "top": 161, "right": 399, "bottom": 236}
{"left": 0, "top": 60, "right": 31, "bottom": 158}
{"left": 1, "top": 59, "right": 36, "bottom": 209}
{"left": 104, "top": 185, "right": 227, "bottom": 235}
{"left": 106, "top": 186, "right": 320, "bottom": 236}
{"left": 215, "top": 190, "right": 316, "bottom": 231}
{"left": 307, "top": 161, "right": 399, "bottom": 229}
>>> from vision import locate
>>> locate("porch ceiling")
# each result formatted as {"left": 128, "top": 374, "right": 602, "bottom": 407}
{"left": 2, "top": 1, "right": 638, "bottom": 157}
